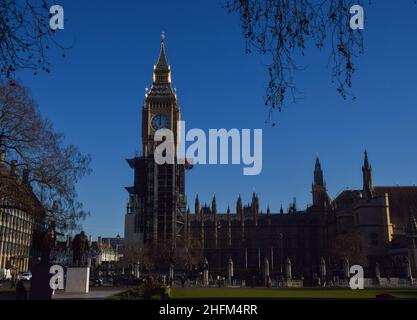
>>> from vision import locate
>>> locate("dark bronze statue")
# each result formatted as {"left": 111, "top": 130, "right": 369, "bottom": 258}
{"left": 72, "top": 231, "right": 89, "bottom": 267}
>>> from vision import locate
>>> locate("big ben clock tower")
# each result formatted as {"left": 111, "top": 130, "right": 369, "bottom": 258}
{"left": 125, "top": 33, "right": 186, "bottom": 250}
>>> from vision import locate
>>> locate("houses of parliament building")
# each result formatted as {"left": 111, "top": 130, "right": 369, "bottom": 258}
{"left": 125, "top": 35, "right": 417, "bottom": 282}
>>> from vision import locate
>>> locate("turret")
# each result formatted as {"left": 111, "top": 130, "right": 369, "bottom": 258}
{"left": 212, "top": 194, "right": 218, "bottom": 248}
{"left": 312, "top": 156, "right": 329, "bottom": 208}
{"left": 212, "top": 194, "right": 217, "bottom": 215}
{"left": 195, "top": 194, "right": 201, "bottom": 218}
{"left": 237, "top": 195, "right": 243, "bottom": 220}
{"left": 288, "top": 198, "right": 297, "bottom": 214}
{"left": 237, "top": 195, "right": 244, "bottom": 243}
{"left": 266, "top": 205, "right": 271, "bottom": 225}
{"left": 314, "top": 157, "right": 324, "bottom": 186}
{"left": 362, "top": 150, "right": 374, "bottom": 199}
{"left": 251, "top": 192, "right": 259, "bottom": 226}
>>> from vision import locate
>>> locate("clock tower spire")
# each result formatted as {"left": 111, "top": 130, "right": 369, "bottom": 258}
{"left": 142, "top": 33, "right": 179, "bottom": 157}
{"left": 126, "top": 34, "right": 186, "bottom": 252}
{"left": 153, "top": 32, "right": 171, "bottom": 84}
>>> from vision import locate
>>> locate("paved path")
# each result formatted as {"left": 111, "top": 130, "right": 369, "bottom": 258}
{"left": 52, "top": 288, "right": 125, "bottom": 300}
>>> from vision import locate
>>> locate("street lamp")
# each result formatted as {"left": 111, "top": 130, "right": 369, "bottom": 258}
{"left": 216, "top": 221, "right": 221, "bottom": 273}
{"left": 279, "top": 233, "right": 284, "bottom": 278}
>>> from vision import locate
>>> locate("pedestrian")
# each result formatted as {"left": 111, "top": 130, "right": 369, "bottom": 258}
{"left": 16, "top": 280, "right": 28, "bottom": 300}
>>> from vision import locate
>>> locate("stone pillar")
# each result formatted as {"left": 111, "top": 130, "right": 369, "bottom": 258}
{"left": 264, "top": 257, "right": 270, "bottom": 286}
{"left": 228, "top": 258, "right": 234, "bottom": 284}
{"left": 286, "top": 257, "right": 292, "bottom": 281}
{"left": 405, "top": 257, "right": 413, "bottom": 282}
{"left": 320, "top": 257, "right": 326, "bottom": 285}
{"left": 203, "top": 258, "right": 209, "bottom": 287}
{"left": 374, "top": 261, "right": 381, "bottom": 286}
{"left": 375, "top": 262, "right": 380, "bottom": 279}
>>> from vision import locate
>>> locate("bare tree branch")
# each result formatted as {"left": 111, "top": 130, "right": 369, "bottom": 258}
{"left": 0, "top": 80, "right": 91, "bottom": 232}
{"left": 0, "top": 0, "right": 68, "bottom": 79}
{"left": 225, "top": 0, "right": 368, "bottom": 124}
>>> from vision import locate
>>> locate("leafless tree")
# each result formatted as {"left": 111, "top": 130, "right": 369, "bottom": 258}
{"left": 0, "top": 80, "right": 91, "bottom": 232}
{"left": 225, "top": 1, "right": 392, "bottom": 123}
{"left": 150, "top": 242, "right": 177, "bottom": 270}
{"left": 122, "top": 239, "right": 150, "bottom": 269}
{"left": 129, "top": 240, "right": 194, "bottom": 271}
{"left": 0, "top": 0, "right": 67, "bottom": 80}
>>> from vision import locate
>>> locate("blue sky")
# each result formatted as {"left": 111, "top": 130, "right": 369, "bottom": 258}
{"left": 18, "top": 1, "right": 417, "bottom": 238}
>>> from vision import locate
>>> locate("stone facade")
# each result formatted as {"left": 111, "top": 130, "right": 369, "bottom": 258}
{"left": 185, "top": 153, "right": 417, "bottom": 282}
{"left": 0, "top": 154, "right": 45, "bottom": 273}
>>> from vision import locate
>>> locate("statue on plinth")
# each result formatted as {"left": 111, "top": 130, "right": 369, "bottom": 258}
{"left": 72, "top": 231, "right": 90, "bottom": 267}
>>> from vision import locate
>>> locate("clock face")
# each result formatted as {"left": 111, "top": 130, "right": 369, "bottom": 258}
{"left": 151, "top": 113, "right": 170, "bottom": 131}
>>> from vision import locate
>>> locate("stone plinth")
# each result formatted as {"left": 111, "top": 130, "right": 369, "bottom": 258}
{"left": 65, "top": 267, "right": 90, "bottom": 293}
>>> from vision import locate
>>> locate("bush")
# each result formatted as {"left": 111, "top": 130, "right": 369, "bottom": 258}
{"left": 143, "top": 284, "right": 169, "bottom": 300}
{"left": 107, "top": 284, "right": 145, "bottom": 300}
{"left": 108, "top": 283, "right": 169, "bottom": 300}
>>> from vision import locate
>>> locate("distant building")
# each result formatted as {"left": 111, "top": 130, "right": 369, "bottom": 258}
{"left": 95, "top": 236, "right": 123, "bottom": 264}
{"left": 52, "top": 236, "right": 73, "bottom": 266}
{"left": 0, "top": 152, "right": 45, "bottom": 273}
{"left": 185, "top": 152, "right": 417, "bottom": 281}
{"left": 52, "top": 235, "right": 123, "bottom": 267}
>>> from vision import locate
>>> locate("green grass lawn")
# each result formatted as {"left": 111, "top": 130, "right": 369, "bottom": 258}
{"left": 170, "top": 287, "right": 417, "bottom": 299}
{"left": 0, "top": 288, "right": 15, "bottom": 294}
